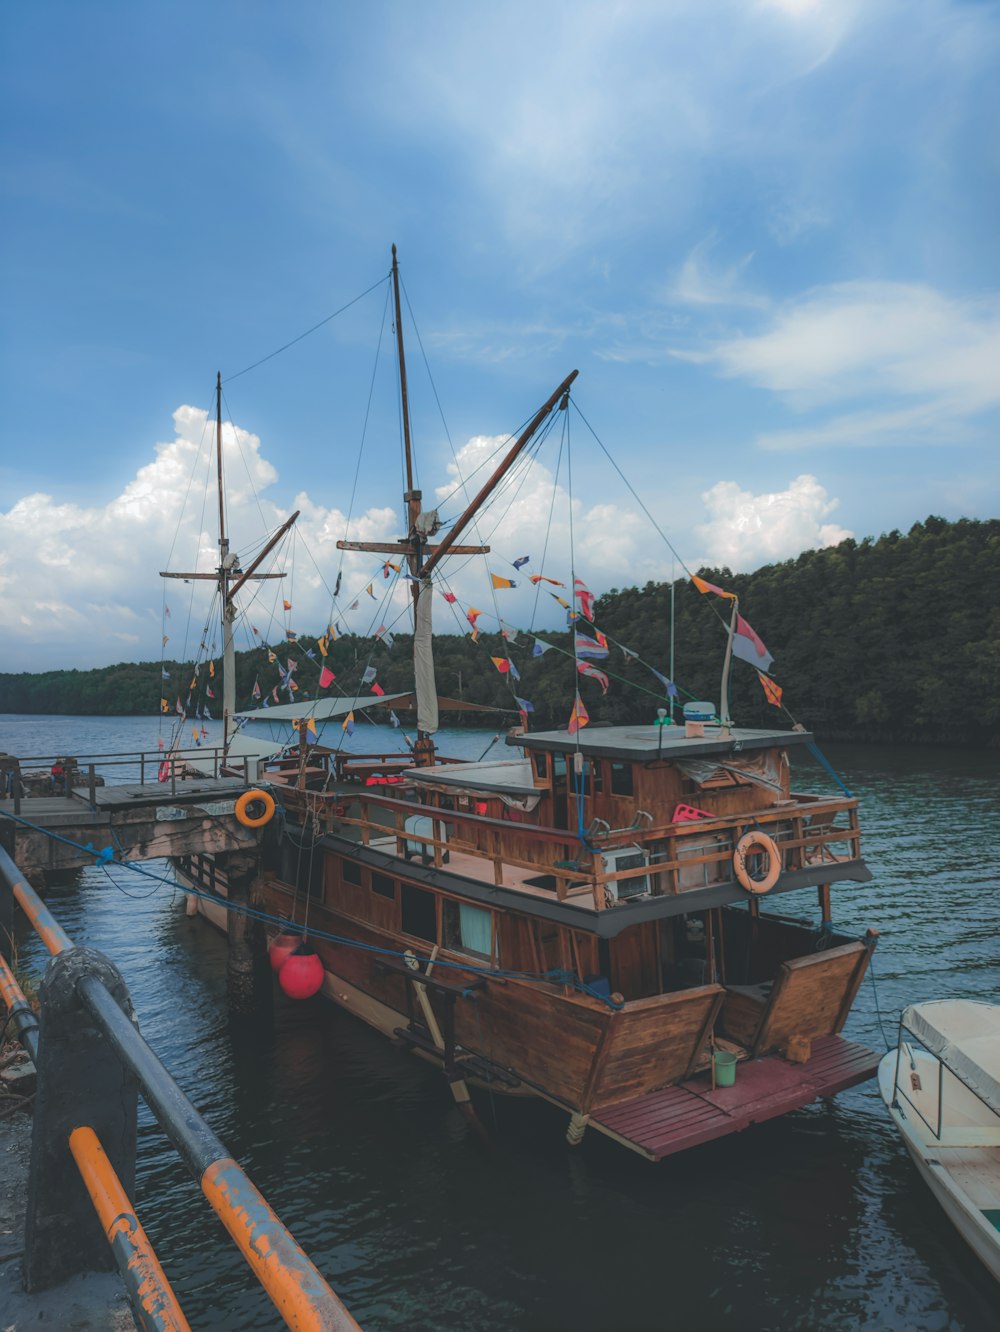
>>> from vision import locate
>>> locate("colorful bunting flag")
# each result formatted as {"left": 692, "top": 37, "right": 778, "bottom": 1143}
{"left": 319, "top": 665, "right": 336, "bottom": 689}
{"left": 207, "top": 686, "right": 215, "bottom": 699}
{"left": 442, "top": 591, "right": 457, "bottom": 604}
{"left": 568, "top": 693, "right": 589, "bottom": 734}
{"left": 691, "top": 575, "right": 737, "bottom": 600}
{"left": 649, "top": 668, "right": 679, "bottom": 699}
{"left": 251, "top": 624, "right": 260, "bottom": 636}
{"left": 533, "top": 638, "right": 552, "bottom": 656}
{"left": 491, "top": 656, "right": 510, "bottom": 674}
{"left": 466, "top": 607, "right": 482, "bottom": 628}
{"left": 362, "top": 665, "right": 377, "bottom": 685}
{"left": 515, "top": 697, "right": 535, "bottom": 713}
{"left": 328, "top": 623, "right": 337, "bottom": 640}
{"left": 574, "top": 578, "right": 595, "bottom": 620}
{"left": 305, "top": 649, "right": 316, "bottom": 660}
{"left": 366, "top": 583, "right": 375, "bottom": 599}
{"left": 490, "top": 573, "right": 516, "bottom": 589}
{"left": 175, "top": 698, "right": 184, "bottom": 716}
{"left": 376, "top": 625, "right": 395, "bottom": 649}
{"left": 252, "top": 678, "right": 261, "bottom": 699}
{"left": 575, "top": 635, "right": 609, "bottom": 660}
{"left": 529, "top": 574, "right": 564, "bottom": 586}
{"left": 161, "top": 668, "right": 170, "bottom": 680}
{"left": 200, "top": 725, "right": 208, "bottom": 739}
{"left": 389, "top": 710, "right": 400, "bottom": 728}
{"left": 513, "top": 556, "right": 530, "bottom": 570}
{"left": 549, "top": 593, "right": 570, "bottom": 609}
{"left": 500, "top": 623, "right": 518, "bottom": 643}
{"left": 318, "top": 635, "right": 328, "bottom": 657}
{"left": 371, "top": 682, "right": 385, "bottom": 696}
{"left": 283, "top": 599, "right": 293, "bottom": 611}
{"left": 383, "top": 560, "right": 401, "bottom": 578}
{"left": 208, "top": 660, "right": 215, "bottom": 678}
{"left": 192, "top": 727, "right": 200, "bottom": 742}
{"left": 162, "top": 635, "right": 169, "bottom": 646}
{"left": 306, "top": 716, "right": 317, "bottom": 743}
{"left": 160, "top": 698, "right": 169, "bottom": 713}
{"left": 272, "top": 687, "right": 279, "bottom": 702}
{"left": 286, "top": 657, "right": 297, "bottom": 673}
{"left": 267, "top": 650, "right": 277, "bottom": 663}
{"left": 164, "top": 605, "right": 171, "bottom": 618}
{"left": 343, "top": 711, "right": 355, "bottom": 736}
{"left": 286, "top": 630, "right": 298, "bottom": 642}
{"left": 758, "top": 672, "right": 783, "bottom": 707}
{"left": 577, "top": 661, "right": 609, "bottom": 694}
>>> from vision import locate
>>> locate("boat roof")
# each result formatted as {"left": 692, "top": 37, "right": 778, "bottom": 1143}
{"left": 902, "top": 1000, "right": 1000, "bottom": 1117}
{"left": 511, "top": 723, "right": 813, "bottom": 763}
{"left": 405, "top": 757, "right": 536, "bottom": 798}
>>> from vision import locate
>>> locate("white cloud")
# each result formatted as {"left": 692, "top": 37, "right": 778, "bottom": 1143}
{"left": 670, "top": 237, "right": 769, "bottom": 310}
{"left": 678, "top": 280, "right": 1000, "bottom": 448}
{"left": 695, "top": 474, "right": 851, "bottom": 569}
{"left": 0, "top": 406, "right": 397, "bottom": 672}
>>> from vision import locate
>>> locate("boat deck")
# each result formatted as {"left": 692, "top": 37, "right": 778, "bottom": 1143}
{"left": 589, "top": 1035, "right": 879, "bottom": 1160}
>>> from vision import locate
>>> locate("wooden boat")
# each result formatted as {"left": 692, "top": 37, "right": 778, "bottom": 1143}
{"left": 879, "top": 1001, "right": 1000, "bottom": 1281}
{"left": 174, "top": 247, "right": 883, "bottom": 1159}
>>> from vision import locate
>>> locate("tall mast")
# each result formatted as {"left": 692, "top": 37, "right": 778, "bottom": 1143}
{"left": 217, "top": 372, "right": 237, "bottom": 754}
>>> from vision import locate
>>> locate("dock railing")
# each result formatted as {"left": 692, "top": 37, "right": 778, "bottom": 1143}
{"left": 0, "top": 841, "right": 360, "bottom": 1332}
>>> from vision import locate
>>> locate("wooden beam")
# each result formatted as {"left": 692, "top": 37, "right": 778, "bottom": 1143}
{"left": 335, "top": 540, "right": 489, "bottom": 556}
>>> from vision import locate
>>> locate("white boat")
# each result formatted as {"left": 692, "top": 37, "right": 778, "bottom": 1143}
{"left": 879, "top": 999, "right": 1000, "bottom": 1282}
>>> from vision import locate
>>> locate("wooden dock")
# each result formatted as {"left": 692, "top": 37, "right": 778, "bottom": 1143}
{"left": 589, "top": 1036, "right": 879, "bottom": 1160}
{"left": 1, "top": 778, "right": 263, "bottom": 880}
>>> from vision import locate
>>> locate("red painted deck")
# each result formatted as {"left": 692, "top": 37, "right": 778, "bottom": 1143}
{"left": 589, "top": 1035, "right": 879, "bottom": 1160}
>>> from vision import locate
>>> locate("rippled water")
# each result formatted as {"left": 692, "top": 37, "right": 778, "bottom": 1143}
{"left": 2, "top": 717, "right": 998, "bottom": 1330}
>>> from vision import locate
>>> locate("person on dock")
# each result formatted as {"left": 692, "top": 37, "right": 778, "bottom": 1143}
{"left": 0, "top": 753, "right": 19, "bottom": 798}
{"left": 49, "top": 760, "right": 66, "bottom": 794}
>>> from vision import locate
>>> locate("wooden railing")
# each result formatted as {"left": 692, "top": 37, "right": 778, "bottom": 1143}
{"left": 275, "top": 786, "right": 862, "bottom": 912}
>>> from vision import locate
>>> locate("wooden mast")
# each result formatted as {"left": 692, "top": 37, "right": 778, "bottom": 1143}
{"left": 160, "top": 373, "right": 295, "bottom": 758}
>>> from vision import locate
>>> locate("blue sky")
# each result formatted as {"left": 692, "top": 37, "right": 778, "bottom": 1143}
{"left": 1, "top": 0, "right": 997, "bottom": 672}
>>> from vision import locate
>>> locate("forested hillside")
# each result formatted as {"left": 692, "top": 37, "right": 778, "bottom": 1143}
{"left": 1, "top": 517, "right": 997, "bottom": 745}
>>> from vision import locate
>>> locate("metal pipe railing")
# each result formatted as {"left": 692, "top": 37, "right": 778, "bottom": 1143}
{"left": 68, "top": 1127, "right": 192, "bottom": 1332}
{"left": 0, "top": 845, "right": 360, "bottom": 1332}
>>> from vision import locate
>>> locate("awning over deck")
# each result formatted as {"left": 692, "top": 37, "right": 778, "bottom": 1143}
{"left": 902, "top": 1000, "right": 1000, "bottom": 1118}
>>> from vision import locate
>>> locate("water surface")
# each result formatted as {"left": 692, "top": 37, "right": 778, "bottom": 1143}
{"left": 2, "top": 716, "right": 997, "bottom": 1329}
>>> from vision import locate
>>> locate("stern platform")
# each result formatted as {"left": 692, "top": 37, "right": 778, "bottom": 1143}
{"left": 589, "top": 1035, "right": 878, "bottom": 1160}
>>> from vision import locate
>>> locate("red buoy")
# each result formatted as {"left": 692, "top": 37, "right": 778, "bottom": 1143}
{"left": 268, "top": 931, "right": 302, "bottom": 974}
{"left": 278, "top": 947, "right": 324, "bottom": 1000}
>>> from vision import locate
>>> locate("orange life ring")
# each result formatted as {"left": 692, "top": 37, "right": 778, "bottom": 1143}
{"left": 235, "top": 789, "right": 276, "bottom": 829}
{"left": 733, "top": 831, "right": 781, "bottom": 894}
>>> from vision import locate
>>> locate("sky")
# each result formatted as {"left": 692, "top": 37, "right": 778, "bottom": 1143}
{"left": 1, "top": 0, "right": 997, "bottom": 673}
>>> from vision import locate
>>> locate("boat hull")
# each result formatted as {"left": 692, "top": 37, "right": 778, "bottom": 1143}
{"left": 879, "top": 1051, "right": 1000, "bottom": 1283}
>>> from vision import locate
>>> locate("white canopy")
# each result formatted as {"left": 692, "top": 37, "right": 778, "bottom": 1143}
{"left": 235, "top": 693, "right": 408, "bottom": 724}
{"left": 172, "top": 733, "right": 285, "bottom": 780}
{"left": 902, "top": 1000, "right": 1000, "bottom": 1117}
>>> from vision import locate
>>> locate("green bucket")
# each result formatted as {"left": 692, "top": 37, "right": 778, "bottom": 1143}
{"left": 713, "top": 1051, "right": 737, "bottom": 1087}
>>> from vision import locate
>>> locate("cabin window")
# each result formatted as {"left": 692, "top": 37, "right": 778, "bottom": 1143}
{"left": 553, "top": 754, "right": 567, "bottom": 780}
{"left": 610, "top": 762, "right": 634, "bottom": 796}
{"left": 533, "top": 753, "right": 548, "bottom": 779}
{"left": 342, "top": 860, "right": 363, "bottom": 887}
{"left": 591, "top": 762, "right": 604, "bottom": 794}
{"left": 442, "top": 900, "right": 493, "bottom": 961}
{"left": 400, "top": 885, "right": 437, "bottom": 943}
{"left": 371, "top": 873, "right": 395, "bottom": 900}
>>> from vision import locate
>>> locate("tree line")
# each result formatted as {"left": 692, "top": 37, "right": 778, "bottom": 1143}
{"left": 1, "top": 517, "right": 996, "bottom": 746}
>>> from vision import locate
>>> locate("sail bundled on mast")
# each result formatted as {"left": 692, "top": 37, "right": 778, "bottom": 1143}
{"left": 414, "top": 581, "right": 438, "bottom": 735}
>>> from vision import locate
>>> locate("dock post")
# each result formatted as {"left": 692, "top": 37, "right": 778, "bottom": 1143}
{"left": 223, "top": 853, "right": 267, "bottom": 1014}
{"left": 24, "top": 946, "right": 139, "bottom": 1292}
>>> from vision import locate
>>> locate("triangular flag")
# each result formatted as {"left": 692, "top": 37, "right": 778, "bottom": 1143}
{"left": 533, "top": 638, "right": 552, "bottom": 656}
{"left": 342, "top": 711, "right": 355, "bottom": 735}
{"left": 466, "top": 607, "right": 482, "bottom": 628}
{"left": 283, "top": 599, "right": 293, "bottom": 611}
{"left": 319, "top": 665, "right": 336, "bottom": 689}
{"left": 366, "top": 583, "right": 375, "bottom": 599}
{"left": 306, "top": 716, "right": 317, "bottom": 743}
{"left": 758, "top": 672, "right": 783, "bottom": 707}
{"left": 208, "top": 660, "right": 215, "bottom": 678}
{"left": 549, "top": 593, "right": 570, "bottom": 609}
{"left": 252, "top": 678, "right": 261, "bottom": 699}
{"left": 206, "top": 686, "right": 215, "bottom": 699}
{"left": 568, "top": 693, "right": 589, "bottom": 734}
{"left": 490, "top": 573, "right": 516, "bottom": 590}
{"left": 692, "top": 575, "right": 737, "bottom": 600}
{"left": 371, "top": 682, "right": 385, "bottom": 696}
{"left": 650, "top": 668, "right": 679, "bottom": 699}
{"left": 442, "top": 591, "right": 457, "bottom": 604}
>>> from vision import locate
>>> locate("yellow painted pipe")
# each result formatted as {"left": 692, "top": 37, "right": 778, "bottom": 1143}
{"left": 69, "top": 1126, "right": 192, "bottom": 1332}
{"left": 201, "top": 1157, "right": 362, "bottom": 1331}
{"left": 12, "top": 877, "right": 73, "bottom": 955}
